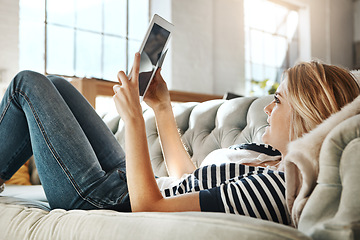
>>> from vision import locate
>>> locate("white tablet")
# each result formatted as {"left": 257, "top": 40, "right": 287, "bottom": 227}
{"left": 131, "top": 14, "right": 174, "bottom": 101}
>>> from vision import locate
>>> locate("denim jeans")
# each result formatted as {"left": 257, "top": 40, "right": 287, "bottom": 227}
{"left": 0, "top": 71, "right": 130, "bottom": 211}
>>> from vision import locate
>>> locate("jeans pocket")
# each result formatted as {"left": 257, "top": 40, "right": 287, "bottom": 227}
{"left": 84, "top": 168, "right": 129, "bottom": 208}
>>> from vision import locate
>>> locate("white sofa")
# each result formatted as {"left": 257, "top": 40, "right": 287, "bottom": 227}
{"left": 1, "top": 92, "right": 359, "bottom": 239}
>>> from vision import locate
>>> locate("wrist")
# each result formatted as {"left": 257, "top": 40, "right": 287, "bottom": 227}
{"left": 153, "top": 102, "right": 172, "bottom": 114}
{"left": 125, "top": 118, "right": 146, "bottom": 135}
{"left": 123, "top": 111, "right": 145, "bottom": 126}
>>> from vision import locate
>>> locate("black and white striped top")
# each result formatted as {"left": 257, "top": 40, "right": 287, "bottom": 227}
{"left": 160, "top": 144, "right": 290, "bottom": 225}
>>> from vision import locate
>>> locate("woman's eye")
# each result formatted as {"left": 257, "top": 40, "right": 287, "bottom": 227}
{"left": 274, "top": 96, "right": 280, "bottom": 104}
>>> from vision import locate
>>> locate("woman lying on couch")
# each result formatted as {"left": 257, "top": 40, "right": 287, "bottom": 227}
{"left": 0, "top": 54, "right": 359, "bottom": 226}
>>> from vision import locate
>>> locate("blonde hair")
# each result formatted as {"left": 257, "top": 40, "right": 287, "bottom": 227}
{"left": 284, "top": 61, "right": 360, "bottom": 140}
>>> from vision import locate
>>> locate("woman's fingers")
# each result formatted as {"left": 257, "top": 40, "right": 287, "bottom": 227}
{"left": 131, "top": 52, "right": 141, "bottom": 83}
{"left": 116, "top": 52, "right": 140, "bottom": 87}
{"left": 114, "top": 52, "right": 141, "bottom": 97}
{"left": 113, "top": 84, "right": 121, "bottom": 94}
{"left": 117, "top": 71, "right": 128, "bottom": 86}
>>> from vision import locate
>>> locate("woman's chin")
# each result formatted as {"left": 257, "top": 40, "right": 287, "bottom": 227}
{"left": 261, "top": 130, "right": 269, "bottom": 144}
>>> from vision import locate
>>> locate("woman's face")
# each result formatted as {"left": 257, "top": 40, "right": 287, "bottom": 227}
{"left": 262, "top": 82, "right": 292, "bottom": 155}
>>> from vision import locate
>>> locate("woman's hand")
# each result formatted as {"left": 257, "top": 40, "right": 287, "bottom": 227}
{"left": 143, "top": 68, "right": 171, "bottom": 112}
{"left": 112, "top": 54, "right": 200, "bottom": 212}
{"left": 113, "top": 53, "right": 143, "bottom": 123}
{"left": 144, "top": 69, "right": 196, "bottom": 178}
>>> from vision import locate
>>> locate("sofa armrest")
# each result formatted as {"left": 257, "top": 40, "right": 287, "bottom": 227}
{"left": 298, "top": 114, "right": 360, "bottom": 239}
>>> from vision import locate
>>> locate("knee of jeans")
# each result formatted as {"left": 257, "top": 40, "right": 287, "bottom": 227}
{"left": 47, "top": 75, "right": 70, "bottom": 88}
{"left": 14, "top": 70, "right": 49, "bottom": 88}
{"left": 16, "top": 70, "right": 44, "bottom": 81}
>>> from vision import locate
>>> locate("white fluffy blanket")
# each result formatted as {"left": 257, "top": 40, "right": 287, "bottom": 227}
{"left": 284, "top": 94, "right": 360, "bottom": 227}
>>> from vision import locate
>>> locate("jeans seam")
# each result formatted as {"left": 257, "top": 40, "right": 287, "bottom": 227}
{"left": 0, "top": 94, "right": 12, "bottom": 124}
{"left": 0, "top": 96, "right": 12, "bottom": 180}
{"left": 0, "top": 94, "right": 30, "bottom": 180}
{"left": 1, "top": 137, "right": 31, "bottom": 180}
{"left": 15, "top": 89, "right": 103, "bottom": 208}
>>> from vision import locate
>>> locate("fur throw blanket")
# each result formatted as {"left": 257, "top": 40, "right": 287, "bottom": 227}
{"left": 284, "top": 94, "right": 360, "bottom": 227}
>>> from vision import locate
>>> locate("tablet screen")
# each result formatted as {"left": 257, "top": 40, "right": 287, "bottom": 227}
{"left": 139, "top": 23, "right": 170, "bottom": 96}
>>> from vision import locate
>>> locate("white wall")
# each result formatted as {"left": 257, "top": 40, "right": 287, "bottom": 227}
{"left": 354, "top": 0, "right": 360, "bottom": 42}
{"left": 355, "top": 0, "right": 360, "bottom": 69}
{"left": 151, "top": 0, "right": 245, "bottom": 96}
{"left": 212, "top": 0, "right": 245, "bottom": 96}
{"left": 327, "top": 0, "right": 353, "bottom": 67}
{"left": 0, "top": 0, "right": 19, "bottom": 96}
{"left": 296, "top": 0, "right": 353, "bottom": 67}
{"left": 170, "top": 0, "right": 215, "bottom": 94}
{"left": 355, "top": 0, "right": 360, "bottom": 42}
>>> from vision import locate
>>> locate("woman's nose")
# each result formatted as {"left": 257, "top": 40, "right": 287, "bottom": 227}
{"left": 264, "top": 102, "right": 273, "bottom": 116}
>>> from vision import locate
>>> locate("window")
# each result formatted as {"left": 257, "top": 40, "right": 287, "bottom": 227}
{"left": 244, "top": 0, "right": 300, "bottom": 96}
{"left": 19, "top": 0, "right": 149, "bottom": 82}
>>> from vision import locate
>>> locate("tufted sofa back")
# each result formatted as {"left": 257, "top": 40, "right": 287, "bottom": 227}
{"left": 104, "top": 95, "right": 273, "bottom": 177}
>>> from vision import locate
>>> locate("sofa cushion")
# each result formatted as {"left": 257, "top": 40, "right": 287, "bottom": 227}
{"left": 0, "top": 203, "right": 310, "bottom": 240}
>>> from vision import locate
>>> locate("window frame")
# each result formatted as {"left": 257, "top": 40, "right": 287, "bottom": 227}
{"left": 42, "top": 0, "right": 150, "bottom": 80}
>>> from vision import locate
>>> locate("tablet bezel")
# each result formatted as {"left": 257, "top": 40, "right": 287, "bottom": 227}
{"left": 130, "top": 14, "right": 174, "bottom": 101}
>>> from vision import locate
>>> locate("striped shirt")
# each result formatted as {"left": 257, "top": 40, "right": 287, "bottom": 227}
{"left": 160, "top": 159, "right": 290, "bottom": 225}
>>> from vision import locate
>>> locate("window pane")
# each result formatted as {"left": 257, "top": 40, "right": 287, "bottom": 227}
{"left": 277, "top": 23, "right": 287, "bottom": 37}
{"left": 127, "top": 39, "right": 141, "bottom": 73}
{"left": 261, "top": 1, "right": 277, "bottom": 33}
{"left": 104, "top": 0, "right": 127, "bottom": 36}
{"left": 251, "top": 63, "right": 263, "bottom": 82}
{"left": 273, "top": 4, "right": 288, "bottom": 36}
{"left": 245, "top": 62, "right": 251, "bottom": 81}
{"left": 19, "top": 0, "right": 45, "bottom": 73}
{"left": 103, "top": 36, "right": 127, "bottom": 81}
{"left": 244, "top": 28, "right": 251, "bottom": 62}
{"left": 75, "top": 30, "right": 102, "bottom": 78}
{"left": 20, "top": 0, "right": 45, "bottom": 22}
{"left": 244, "top": 0, "right": 265, "bottom": 31}
{"left": 263, "top": 33, "right": 276, "bottom": 67}
{"left": 76, "top": 0, "right": 102, "bottom": 32}
{"left": 287, "top": 11, "right": 299, "bottom": 40}
{"left": 128, "top": 0, "right": 149, "bottom": 40}
{"left": 264, "top": 66, "right": 277, "bottom": 83}
{"left": 250, "top": 30, "right": 264, "bottom": 65}
{"left": 19, "top": 21, "right": 45, "bottom": 72}
{"left": 244, "top": 0, "right": 299, "bottom": 96}
{"left": 46, "top": 25, "right": 74, "bottom": 75}
{"left": 20, "top": 0, "right": 151, "bottom": 80}
{"left": 289, "top": 40, "right": 299, "bottom": 66}
{"left": 47, "top": 0, "right": 75, "bottom": 27}
{"left": 275, "top": 36, "right": 287, "bottom": 67}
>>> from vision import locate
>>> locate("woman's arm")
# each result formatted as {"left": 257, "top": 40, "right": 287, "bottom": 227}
{"left": 113, "top": 53, "right": 200, "bottom": 212}
{"left": 144, "top": 70, "right": 196, "bottom": 178}
{"left": 125, "top": 114, "right": 200, "bottom": 212}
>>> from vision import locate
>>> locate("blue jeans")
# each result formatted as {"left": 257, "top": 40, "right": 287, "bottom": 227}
{"left": 0, "top": 71, "right": 131, "bottom": 211}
